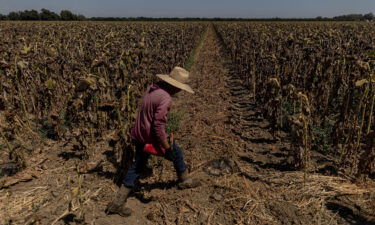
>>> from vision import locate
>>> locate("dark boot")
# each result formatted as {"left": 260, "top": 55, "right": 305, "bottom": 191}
{"left": 105, "top": 185, "right": 132, "bottom": 217}
{"left": 177, "top": 171, "right": 201, "bottom": 189}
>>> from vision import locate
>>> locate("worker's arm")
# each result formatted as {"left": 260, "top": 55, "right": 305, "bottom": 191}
{"left": 154, "top": 97, "right": 172, "bottom": 148}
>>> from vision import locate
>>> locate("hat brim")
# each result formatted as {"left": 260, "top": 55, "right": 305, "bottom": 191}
{"left": 156, "top": 74, "right": 194, "bottom": 94}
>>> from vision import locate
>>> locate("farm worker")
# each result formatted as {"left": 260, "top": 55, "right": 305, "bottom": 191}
{"left": 106, "top": 66, "right": 200, "bottom": 217}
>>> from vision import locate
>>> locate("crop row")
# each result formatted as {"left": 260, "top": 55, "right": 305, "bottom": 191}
{"left": 0, "top": 22, "right": 207, "bottom": 167}
{"left": 215, "top": 22, "right": 375, "bottom": 177}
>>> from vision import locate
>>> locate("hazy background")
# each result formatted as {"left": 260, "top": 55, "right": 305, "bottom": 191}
{"left": 0, "top": 0, "right": 374, "bottom": 18}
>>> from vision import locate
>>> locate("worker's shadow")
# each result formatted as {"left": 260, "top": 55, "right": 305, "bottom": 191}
{"left": 132, "top": 180, "right": 179, "bottom": 203}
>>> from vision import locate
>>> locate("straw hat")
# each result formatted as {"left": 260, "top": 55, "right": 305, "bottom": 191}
{"left": 156, "top": 67, "right": 194, "bottom": 94}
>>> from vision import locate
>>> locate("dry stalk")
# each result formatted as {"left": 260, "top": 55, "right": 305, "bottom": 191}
{"left": 0, "top": 129, "right": 12, "bottom": 153}
{"left": 51, "top": 188, "right": 101, "bottom": 225}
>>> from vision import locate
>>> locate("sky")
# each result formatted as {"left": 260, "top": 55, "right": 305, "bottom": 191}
{"left": 0, "top": 0, "right": 374, "bottom": 18}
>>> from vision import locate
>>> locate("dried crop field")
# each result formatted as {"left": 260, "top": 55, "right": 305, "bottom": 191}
{"left": 0, "top": 21, "right": 206, "bottom": 170}
{"left": 0, "top": 21, "right": 374, "bottom": 225}
{"left": 216, "top": 22, "right": 375, "bottom": 176}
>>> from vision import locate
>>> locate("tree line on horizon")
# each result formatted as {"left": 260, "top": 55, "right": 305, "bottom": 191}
{"left": 0, "top": 9, "right": 374, "bottom": 21}
{"left": 0, "top": 9, "right": 86, "bottom": 21}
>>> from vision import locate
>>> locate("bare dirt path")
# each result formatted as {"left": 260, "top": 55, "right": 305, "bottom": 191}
{"left": 1, "top": 25, "right": 375, "bottom": 225}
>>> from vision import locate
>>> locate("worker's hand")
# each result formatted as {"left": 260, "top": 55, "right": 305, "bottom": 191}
{"left": 161, "top": 133, "right": 174, "bottom": 150}
{"left": 164, "top": 133, "right": 176, "bottom": 160}
{"left": 169, "top": 133, "right": 174, "bottom": 147}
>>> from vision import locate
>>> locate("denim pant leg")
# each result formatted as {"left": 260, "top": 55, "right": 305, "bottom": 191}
{"left": 165, "top": 141, "right": 186, "bottom": 174}
{"left": 123, "top": 143, "right": 150, "bottom": 188}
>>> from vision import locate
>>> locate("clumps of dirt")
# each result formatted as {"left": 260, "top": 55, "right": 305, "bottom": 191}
{"left": 203, "top": 158, "right": 239, "bottom": 176}
{"left": 0, "top": 162, "right": 19, "bottom": 177}
{"left": 326, "top": 193, "right": 375, "bottom": 224}
{"left": 267, "top": 200, "right": 314, "bottom": 225}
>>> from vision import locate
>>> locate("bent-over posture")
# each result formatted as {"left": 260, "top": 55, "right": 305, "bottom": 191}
{"left": 106, "top": 67, "right": 200, "bottom": 217}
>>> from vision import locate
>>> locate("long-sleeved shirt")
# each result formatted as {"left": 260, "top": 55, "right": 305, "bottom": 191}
{"left": 131, "top": 84, "right": 171, "bottom": 145}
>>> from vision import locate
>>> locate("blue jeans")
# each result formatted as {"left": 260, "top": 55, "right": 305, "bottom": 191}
{"left": 123, "top": 141, "right": 186, "bottom": 188}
